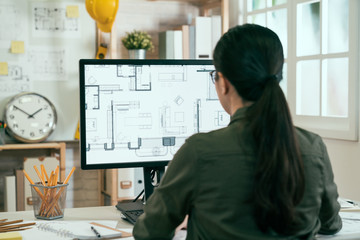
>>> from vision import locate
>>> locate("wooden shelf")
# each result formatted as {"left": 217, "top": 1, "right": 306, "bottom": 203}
{"left": 147, "top": 0, "right": 220, "bottom": 7}
{"left": 0, "top": 142, "right": 66, "bottom": 181}
{"left": 147, "top": 0, "right": 229, "bottom": 33}
{"left": 0, "top": 142, "right": 64, "bottom": 150}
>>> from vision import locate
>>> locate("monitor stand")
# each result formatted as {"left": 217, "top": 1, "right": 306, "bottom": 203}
{"left": 115, "top": 166, "right": 165, "bottom": 223}
{"left": 143, "top": 166, "right": 165, "bottom": 202}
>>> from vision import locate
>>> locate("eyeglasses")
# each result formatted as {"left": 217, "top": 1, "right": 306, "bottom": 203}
{"left": 209, "top": 70, "right": 217, "bottom": 84}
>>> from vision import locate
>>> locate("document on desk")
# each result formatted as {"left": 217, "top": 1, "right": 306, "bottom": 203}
{"left": 339, "top": 198, "right": 360, "bottom": 211}
{"left": 317, "top": 212, "right": 360, "bottom": 239}
{"left": 172, "top": 230, "right": 187, "bottom": 240}
{"left": 20, "top": 220, "right": 132, "bottom": 240}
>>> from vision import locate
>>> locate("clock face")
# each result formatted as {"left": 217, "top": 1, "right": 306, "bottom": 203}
{"left": 4, "top": 92, "right": 57, "bottom": 143}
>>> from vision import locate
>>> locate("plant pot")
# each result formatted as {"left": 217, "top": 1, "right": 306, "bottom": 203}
{"left": 128, "top": 49, "right": 147, "bottom": 59}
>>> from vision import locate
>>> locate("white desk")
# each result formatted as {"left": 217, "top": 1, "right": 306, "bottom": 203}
{"left": 0, "top": 206, "right": 134, "bottom": 240}
{"left": 1, "top": 206, "right": 360, "bottom": 240}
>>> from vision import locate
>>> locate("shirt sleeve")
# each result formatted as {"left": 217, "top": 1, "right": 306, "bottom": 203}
{"left": 133, "top": 139, "right": 198, "bottom": 240}
{"left": 318, "top": 140, "right": 342, "bottom": 235}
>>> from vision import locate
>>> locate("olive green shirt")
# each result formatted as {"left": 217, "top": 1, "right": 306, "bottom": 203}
{"left": 133, "top": 107, "right": 342, "bottom": 240}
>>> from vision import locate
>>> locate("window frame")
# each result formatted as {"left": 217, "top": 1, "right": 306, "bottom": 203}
{"left": 239, "top": 0, "right": 359, "bottom": 141}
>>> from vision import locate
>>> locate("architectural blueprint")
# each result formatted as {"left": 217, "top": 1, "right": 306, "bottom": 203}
{"left": 0, "top": 2, "right": 25, "bottom": 42}
{"left": 84, "top": 64, "right": 230, "bottom": 165}
{"left": 28, "top": 47, "right": 65, "bottom": 81}
{"left": 31, "top": 2, "right": 80, "bottom": 38}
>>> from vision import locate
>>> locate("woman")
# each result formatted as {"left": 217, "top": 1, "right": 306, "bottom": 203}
{"left": 133, "top": 24, "right": 342, "bottom": 239}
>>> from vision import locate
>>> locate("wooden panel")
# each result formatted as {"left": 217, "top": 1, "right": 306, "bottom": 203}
{"left": 15, "top": 170, "right": 24, "bottom": 211}
{"left": 147, "top": 0, "right": 220, "bottom": 7}
{"left": 0, "top": 142, "right": 65, "bottom": 150}
{"left": 0, "top": 142, "right": 66, "bottom": 182}
{"left": 146, "top": 0, "right": 228, "bottom": 33}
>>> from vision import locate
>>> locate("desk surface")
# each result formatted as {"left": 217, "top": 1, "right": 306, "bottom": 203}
{"left": 1, "top": 206, "right": 360, "bottom": 240}
{"left": 0, "top": 206, "right": 134, "bottom": 240}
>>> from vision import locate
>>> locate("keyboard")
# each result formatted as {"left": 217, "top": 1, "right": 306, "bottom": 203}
{"left": 116, "top": 201, "right": 144, "bottom": 225}
{"left": 121, "top": 209, "right": 144, "bottom": 224}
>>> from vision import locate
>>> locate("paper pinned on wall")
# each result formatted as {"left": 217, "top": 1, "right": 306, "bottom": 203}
{"left": 66, "top": 5, "right": 79, "bottom": 18}
{"left": 11, "top": 41, "right": 25, "bottom": 54}
{"left": 0, "top": 62, "right": 8, "bottom": 75}
{"left": 0, "top": 1, "right": 28, "bottom": 43}
{"left": 31, "top": 2, "right": 80, "bottom": 38}
{"left": 27, "top": 46, "right": 66, "bottom": 81}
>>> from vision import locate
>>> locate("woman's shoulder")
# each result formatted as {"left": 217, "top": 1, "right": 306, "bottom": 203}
{"left": 295, "top": 126, "right": 326, "bottom": 157}
{"left": 186, "top": 126, "right": 233, "bottom": 145}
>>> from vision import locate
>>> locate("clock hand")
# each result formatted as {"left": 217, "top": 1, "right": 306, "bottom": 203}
{"left": 28, "top": 108, "right": 43, "bottom": 118}
{"left": 13, "top": 105, "right": 32, "bottom": 117}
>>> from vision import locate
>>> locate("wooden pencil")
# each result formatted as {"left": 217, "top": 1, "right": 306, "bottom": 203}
{"left": 54, "top": 166, "right": 59, "bottom": 183}
{"left": 0, "top": 222, "right": 36, "bottom": 231}
{"left": 41, "top": 164, "right": 50, "bottom": 183}
{"left": 33, "top": 165, "right": 46, "bottom": 186}
{"left": 0, "top": 220, "right": 35, "bottom": 233}
{"left": 64, "top": 167, "right": 76, "bottom": 184}
{"left": 0, "top": 227, "right": 32, "bottom": 233}
{"left": 23, "top": 170, "right": 44, "bottom": 199}
{"left": 0, "top": 220, "right": 23, "bottom": 227}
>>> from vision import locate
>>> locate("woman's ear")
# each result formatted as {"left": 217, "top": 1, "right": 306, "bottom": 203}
{"left": 217, "top": 72, "right": 230, "bottom": 95}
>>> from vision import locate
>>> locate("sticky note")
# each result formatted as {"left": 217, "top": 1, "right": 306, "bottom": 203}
{"left": 0, "top": 232, "right": 22, "bottom": 240}
{"left": 11, "top": 41, "right": 25, "bottom": 54}
{"left": 0, "top": 62, "right": 8, "bottom": 75}
{"left": 66, "top": 5, "right": 79, "bottom": 18}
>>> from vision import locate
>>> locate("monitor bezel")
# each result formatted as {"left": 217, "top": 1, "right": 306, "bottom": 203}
{"left": 79, "top": 59, "right": 214, "bottom": 170}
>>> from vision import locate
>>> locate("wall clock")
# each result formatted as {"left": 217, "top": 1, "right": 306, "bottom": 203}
{"left": 4, "top": 92, "right": 57, "bottom": 143}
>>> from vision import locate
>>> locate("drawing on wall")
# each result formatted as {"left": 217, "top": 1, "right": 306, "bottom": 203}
{"left": 0, "top": 80, "right": 31, "bottom": 94}
{"left": 31, "top": 2, "right": 80, "bottom": 38}
{"left": 0, "top": 2, "right": 27, "bottom": 42}
{"left": 84, "top": 64, "right": 230, "bottom": 165}
{"left": 27, "top": 48, "right": 65, "bottom": 81}
{"left": 0, "top": 61, "right": 31, "bottom": 97}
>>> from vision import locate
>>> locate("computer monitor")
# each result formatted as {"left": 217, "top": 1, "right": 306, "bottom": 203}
{"left": 79, "top": 59, "right": 229, "bottom": 200}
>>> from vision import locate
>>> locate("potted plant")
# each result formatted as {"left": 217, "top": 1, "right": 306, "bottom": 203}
{"left": 122, "top": 30, "right": 154, "bottom": 59}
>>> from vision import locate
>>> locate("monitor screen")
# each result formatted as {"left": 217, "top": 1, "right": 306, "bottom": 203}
{"left": 80, "top": 59, "right": 230, "bottom": 170}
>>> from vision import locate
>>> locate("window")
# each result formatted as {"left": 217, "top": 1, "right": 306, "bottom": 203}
{"left": 240, "top": 0, "right": 359, "bottom": 140}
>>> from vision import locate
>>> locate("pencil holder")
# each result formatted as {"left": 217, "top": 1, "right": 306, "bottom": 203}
{"left": 30, "top": 182, "right": 68, "bottom": 220}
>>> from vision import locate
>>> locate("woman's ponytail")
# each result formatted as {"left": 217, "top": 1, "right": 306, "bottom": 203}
{"left": 247, "top": 75, "right": 304, "bottom": 234}
{"left": 213, "top": 24, "right": 305, "bottom": 235}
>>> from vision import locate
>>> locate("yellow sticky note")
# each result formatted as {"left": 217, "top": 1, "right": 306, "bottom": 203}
{"left": 0, "top": 231, "right": 22, "bottom": 240}
{"left": 11, "top": 41, "right": 25, "bottom": 54}
{"left": 0, "top": 62, "right": 8, "bottom": 75}
{"left": 66, "top": 5, "right": 79, "bottom": 18}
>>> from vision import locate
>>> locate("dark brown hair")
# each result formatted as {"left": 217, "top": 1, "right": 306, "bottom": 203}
{"left": 213, "top": 24, "right": 305, "bottom": 235}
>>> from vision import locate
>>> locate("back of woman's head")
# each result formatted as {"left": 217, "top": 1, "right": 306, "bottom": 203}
{"left": 213, "top": 24, "right": 283, "bottom": 101}
{"left": 213, "top": 24, "right": 305, "bottom": 235}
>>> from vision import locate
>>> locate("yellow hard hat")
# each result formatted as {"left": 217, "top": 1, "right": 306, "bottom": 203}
{"left": 85, "top": 0, "right": 119, "bottom": 33}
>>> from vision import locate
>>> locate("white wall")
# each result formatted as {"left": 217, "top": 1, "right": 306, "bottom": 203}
{"left": 324, "top": 133, "right": 360, "bottom": 201}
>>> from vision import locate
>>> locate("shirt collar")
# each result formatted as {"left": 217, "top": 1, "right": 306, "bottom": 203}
{"left": 229, "top": 107, "right": 249, "bottom": 125}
